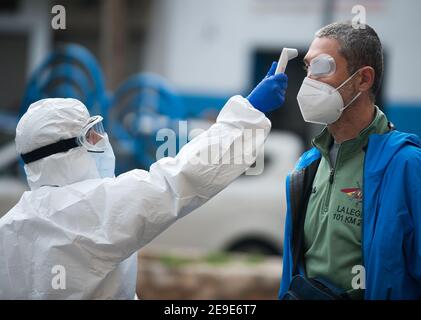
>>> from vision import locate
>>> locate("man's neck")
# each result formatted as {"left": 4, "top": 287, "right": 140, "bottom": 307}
{"left": 327, "top": 96, "right": 376, "bottom": 144}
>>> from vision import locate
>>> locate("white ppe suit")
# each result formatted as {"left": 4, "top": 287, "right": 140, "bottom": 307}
{"left": 0, "top": 96, "right": 271, "bottom": 299}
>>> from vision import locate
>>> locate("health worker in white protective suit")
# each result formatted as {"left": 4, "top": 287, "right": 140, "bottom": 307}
{"left": 0, "top": 62, "right": 288, "bottom": 299}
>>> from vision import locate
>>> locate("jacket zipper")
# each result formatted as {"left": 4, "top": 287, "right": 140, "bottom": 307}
{"left": 323, "top": 148, "right": 340, "bottom": 212}
{"left": 323, "top": 169, "right": 334, "bottom": 212}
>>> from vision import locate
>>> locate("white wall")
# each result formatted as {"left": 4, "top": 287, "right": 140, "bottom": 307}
{"left": 353, "top": 0, "right": 421, "bottom": 103}
{"left": 144, "top": 0, "right": 421, "bottom": 103}
{"left": 144, "top": 0, "right": 321, "bottom": 94}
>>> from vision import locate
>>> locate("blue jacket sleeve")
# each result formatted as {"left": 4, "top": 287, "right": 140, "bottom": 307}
{"left": 403, "top": 145, "right": 421, "bottom": 282}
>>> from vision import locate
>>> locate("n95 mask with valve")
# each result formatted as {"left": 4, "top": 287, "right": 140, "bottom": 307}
{"left": 296, "top": 69, "right": 362, "bottom": 125}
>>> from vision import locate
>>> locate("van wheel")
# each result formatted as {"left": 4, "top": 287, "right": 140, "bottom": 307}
{"left": 226, "top": 239, "right": 281, "bottom": 256}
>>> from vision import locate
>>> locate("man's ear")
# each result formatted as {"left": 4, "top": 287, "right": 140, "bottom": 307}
{"left": 358, "top": 66, "right": 375, "bottom": 93}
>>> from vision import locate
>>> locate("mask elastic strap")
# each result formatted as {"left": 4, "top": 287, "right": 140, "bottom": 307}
{"left": 336, "top": 68, "right": 362, "bottom": 91}
{"left": 340, "top": 91, "right": 362, "bottom": 112}
{"left": 336, "top": 68, "right": 363, "bottom": 112}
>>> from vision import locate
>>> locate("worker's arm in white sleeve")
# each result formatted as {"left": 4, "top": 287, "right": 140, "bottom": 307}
{"left": 73, "top": 95, "right": 271, "bottom": 263}
{"left": 70, "top": 60, "right": 288, "bottom": 264}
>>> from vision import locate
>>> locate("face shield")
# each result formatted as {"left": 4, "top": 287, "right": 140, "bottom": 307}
{"left": 308, "top": 54, "right": 336, "bottom": 78}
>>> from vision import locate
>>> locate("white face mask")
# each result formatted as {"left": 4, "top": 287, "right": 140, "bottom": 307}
{"left": 89, "top": 134, "right": 116, "bottom": 178}
{"left": 296, "top": 69, "right": 362, "bottom": 125}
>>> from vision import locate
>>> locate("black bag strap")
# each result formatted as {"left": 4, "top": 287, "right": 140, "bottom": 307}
{"left": 290, "top": 157, "right": 321, "bottom": 275}
{"left": 283, "top": 275, "right": 350, "bottom": 300}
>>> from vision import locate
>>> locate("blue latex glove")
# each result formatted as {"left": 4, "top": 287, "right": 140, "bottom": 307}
{"left": 246, "top": 61, "right": 288, "bottom": 113}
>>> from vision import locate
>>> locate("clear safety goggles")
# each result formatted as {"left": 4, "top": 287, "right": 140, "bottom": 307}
{"left": 77, "top": 115, "right": 107, "bottom": 152}
{"left": 308, "top": 54, "right": 336, "bottom": 78}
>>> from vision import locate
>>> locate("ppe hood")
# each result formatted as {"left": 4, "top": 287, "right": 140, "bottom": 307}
{"left": 15, "top": 98, "right": 100, "bottom": 190}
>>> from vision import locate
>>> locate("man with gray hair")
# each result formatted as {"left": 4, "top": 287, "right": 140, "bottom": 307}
{"left": 279, "top": 21, "right": 421, "bottom": 299}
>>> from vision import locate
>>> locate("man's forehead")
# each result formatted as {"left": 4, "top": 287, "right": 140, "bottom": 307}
{"left": 304, "top": 37, "right": 342, "bottom": 63}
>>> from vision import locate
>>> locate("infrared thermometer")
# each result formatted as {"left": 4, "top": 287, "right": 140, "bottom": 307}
{"left": 275, "top": 48, "right": 298, "bottom": 74}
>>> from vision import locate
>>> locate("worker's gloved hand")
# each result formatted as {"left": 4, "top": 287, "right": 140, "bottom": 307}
{"left": 246, "top": 61, "right": 288, "bottom": 113}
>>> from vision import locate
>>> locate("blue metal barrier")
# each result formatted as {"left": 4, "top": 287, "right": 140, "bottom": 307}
{"left": 15, "top": 44, "right": 229, "bottom": 176}
{"left": 20, "top": 43, "right": 109, "bottom": 125}
{"left": 109, "top": 73, "right": 187, "bottom": 172}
